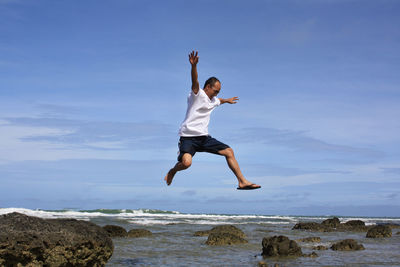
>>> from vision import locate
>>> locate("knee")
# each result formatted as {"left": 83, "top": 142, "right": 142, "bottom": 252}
{"left": 223, "top": 147, "right": 235, "bottom": 158}
{"left": 181, "top": 156, "right": 192, "bottom": 169}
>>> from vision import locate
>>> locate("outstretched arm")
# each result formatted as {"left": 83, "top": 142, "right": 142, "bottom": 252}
{"left": 189, "top": 51, "right": 200, "bottom": 94}
{"left": 219, "top": 96, "right": 239, "bottom": 104}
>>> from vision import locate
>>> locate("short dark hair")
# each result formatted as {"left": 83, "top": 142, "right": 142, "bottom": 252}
{"left": 204, "top": 77, "right": 220, "bottom": 89}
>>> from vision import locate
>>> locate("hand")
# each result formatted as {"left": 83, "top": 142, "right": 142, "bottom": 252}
{"left": 227, "top": 96, "right": 239, "bottom": 104}
{"left": 188, "top": 50, "right": 199, "bottom": 65}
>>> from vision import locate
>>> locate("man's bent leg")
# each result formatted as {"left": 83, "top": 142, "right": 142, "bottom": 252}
{"left": 164, "top": 153, "right": 192, "bottom": 186}
{"left": 218, "top": 148, "right": 261, "bottom": 188}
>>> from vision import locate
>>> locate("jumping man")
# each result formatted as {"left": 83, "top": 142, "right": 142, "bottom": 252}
{"left": 164, "top": 51, "right": 261, "bottom": 190}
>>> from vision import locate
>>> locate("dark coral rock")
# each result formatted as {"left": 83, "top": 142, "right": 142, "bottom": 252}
{"left": 194, "top": 230, "right": 210, "bottom": 236}
{"left": 292, "top": 222, "right": 330, "bottom": 232}
{"left": 313, "top": 245, "right": 328, "bottom": 250}
{"left": 344, "top": 220, "right": 365, "bottom": 227}
{"left": 366, "top": 225, "right": 392, "bottom": 238}
{"left": 205, "top": 233, "right": 248, "bottom": 246}
{"left": 195, "top": 225, "right": 246, "bottom": 238}
{"left": 303, "top": 252, "right": 319, "bottom": 258}
{"left": 262, "top": 235, "right": 302, "bottom": 257}
{"left": 293, "top": 218, "right": 370, "bottom": 233}
{"left": 321, "top": 217, "right": 341, "bottom": 228}
{"left": 103, "top": 225, "right": 128, "bottom": 237}
{"left": 0, "top": 212, "right": 113, "bottom": 267}
{"left": 330, "top": 239, "right": 365, "bottom": 251}
{"left": 127, "top": 229, "right": 152, "bottom": 238}
{"left": 379, "top": 223, "right": 400, "bottom": 229}
{"left": 339, "top": 220, "right": 369, "bottom": 232}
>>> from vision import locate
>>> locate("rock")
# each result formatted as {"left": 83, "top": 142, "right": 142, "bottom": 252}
{"left": 262, "top": 235, "right": 303, "bottom": 257}
{"left": 0, "top": 212, "right": 113, "bottom": 267}
{"left": 194, "top": 230, "right": 211, "bottom": 236}
{"left": 344, "top": 220, "right": 365, "bottom": 227}
{"left": 103, "top": 225, "right": 128, "bottom": 237}
{"left": 292, "top": 222, "right": 330, "bottom": 232}
{"left": 378, "top": 223, "right": 400, "bottom": 229}
{"left": 258, "top": 260, "right": 268, "bottom": 267}
{"left": 303, "top": 252, "right": 318, "bottom": 258}
{"left": 127, "top": 229, "right": 152, "bottom": 238}
{"left": 205, "top": 233, "right": 248, "bottom": 246}
{"left": 298, "top": 236, "right": 321, "bottom": 242}
{"left": 195, "top": 225, "right": 246, "bottom": 238}
{"left": 366, "top": 225, "right": 392, "bottom": 238}
{"left": 313, "top": 245, "right": 328, "bottom": 250}
{"left": 330, "top": 239, "right": 365, "bottom": 251}
{"left": 396, "top": 231, "right": 400, "bottom": 235}
{"left": 210, "top": 225, "right": 246, "bottom": 238}
{"left": 321, "top": 217, "right": 340, "bottom": 228}
{"left": 340, "top": 220, "right": 369, "bottom": 232}
{"left": 293, "top": 218, "right": 370, "bottom": 233}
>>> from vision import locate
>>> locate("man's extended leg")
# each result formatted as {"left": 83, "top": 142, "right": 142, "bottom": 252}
{"left": 164, "top": 153, "right": 192, "bottom": 185}
{"left": 218, "top": 147, "right": 261, "bottom": 189}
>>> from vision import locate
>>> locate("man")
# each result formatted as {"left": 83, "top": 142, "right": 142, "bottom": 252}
{"left": 164, "top": 51, "right": 261, "bottom": 190}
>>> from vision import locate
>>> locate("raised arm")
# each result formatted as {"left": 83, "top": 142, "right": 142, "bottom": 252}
{"left": 188, "top": 51, "right": 200, "bottom": 94}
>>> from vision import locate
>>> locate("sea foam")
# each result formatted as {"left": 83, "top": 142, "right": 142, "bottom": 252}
{"left": 1, "top": 207, "right": 399, "bottom": 226}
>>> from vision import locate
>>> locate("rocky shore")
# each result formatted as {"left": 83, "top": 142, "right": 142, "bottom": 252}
{"left": 0, "top": 212, "right": 114, "bottom": 266}
{"left": 1, "top": 211, "right": 399, "bottom": 266}
{"left": 292, "top": 217, "right": 371, "bottom": 232}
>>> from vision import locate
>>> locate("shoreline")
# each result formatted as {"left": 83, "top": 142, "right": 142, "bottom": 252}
{"left": 2, "top": 207, "right": 400, "bottom": 220}
{"left": 1, "top": 209, "right": 400, "bottom": 266}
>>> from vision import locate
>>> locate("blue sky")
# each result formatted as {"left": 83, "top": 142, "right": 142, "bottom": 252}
{"left": 1, "top": 0, "right": 399, "bottom": 216}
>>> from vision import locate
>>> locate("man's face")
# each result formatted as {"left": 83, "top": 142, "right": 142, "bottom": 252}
{"left": 205, "top": 81, "right": 221, "bottom": 99}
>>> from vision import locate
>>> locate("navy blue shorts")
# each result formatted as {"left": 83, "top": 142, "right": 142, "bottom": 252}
{"left": 177, "top": 135, "right": 230, "bottom": 162}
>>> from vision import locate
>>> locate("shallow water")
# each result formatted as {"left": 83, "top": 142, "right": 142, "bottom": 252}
{"left": 106, "top": 222, "right": 400, "bottom": 266}
{"left": 1, "top": 208, "right": 400, "bottom": 266}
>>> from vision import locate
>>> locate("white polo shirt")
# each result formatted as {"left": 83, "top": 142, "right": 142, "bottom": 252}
{"left": 178, "top": 88, "right": 221, "bottom": 137}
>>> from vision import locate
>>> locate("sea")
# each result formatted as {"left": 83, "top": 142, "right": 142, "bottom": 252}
{"left": 1, "top": 208, "right": 400, "bottom": 267}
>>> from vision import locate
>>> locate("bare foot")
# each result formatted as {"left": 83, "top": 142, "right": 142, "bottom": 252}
{"left": 164, "top": 169, "right": 176, "bottom": 186}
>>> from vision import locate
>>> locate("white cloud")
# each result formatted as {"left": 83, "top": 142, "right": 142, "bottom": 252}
{"left": 232, "top": 89, "right": 400, "bottom": 146}
{"left": 85, "top": 141, "right": 126, "bottom": 150}
{"left": 0, "top": 124, "right": 135, "bottom": 162}
{"left": 0, "top": 114, "right": 181, "bottom": 163}
{"left": 0, "top": 119, "right": 10, "bottom": 125}
{"left": 228, "top": 127, "right": 383, "bottom": 160}
{"left": 251, "top": 173, "right": 333, "bottom": 188}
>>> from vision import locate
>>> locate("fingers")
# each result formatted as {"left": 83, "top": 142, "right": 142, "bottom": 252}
{"left": 230, "top": 96, "right": 239, "bottom": 104}
{"left": 188, "top": 50, "right": 199, "bottom": 64}
{"left": 188, "top": 50, "right": 198, "bottom": 59}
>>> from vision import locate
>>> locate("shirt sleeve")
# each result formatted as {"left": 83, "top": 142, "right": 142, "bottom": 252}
{"left": 190, "top": 88, "right": 203, "bottom": 97}
{"left": 213, "top": 96, "right": 221, "bottom": 107}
